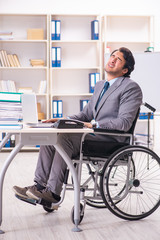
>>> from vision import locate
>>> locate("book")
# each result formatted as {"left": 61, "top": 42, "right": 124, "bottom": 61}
{"left": 8, "top": 54, "right": 15, "bottom": 67}
{"left": 38, "top": 80, "right": 47, "bottom": 94}
{"left": 0, "top": 51, "right": 5, "bottom": 67}
{"left": 13, "top": 54, "right": 21, "bottom": 67}
{"left": 0, "top": 50, "right": 7, "bottom": 67}
{"left": 3, "top": 50, "right": 10, "bottom": 67}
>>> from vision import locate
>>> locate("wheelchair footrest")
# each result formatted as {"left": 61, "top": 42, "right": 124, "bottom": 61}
{"left": 15, "top": 194, "right": 52, "bottom": 208}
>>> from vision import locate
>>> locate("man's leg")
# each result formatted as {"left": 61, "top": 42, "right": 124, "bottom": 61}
{"left": 47, "top": 133, "right": 82, "bottom": 196}
{"left": 34, "top": 145, "right": 56, "bottom": 187}
{"left": 26, "top": 133, "right": 82, "bottom": 203}
{"left": 13, "top": 145, "right": 56, "bottom": 198}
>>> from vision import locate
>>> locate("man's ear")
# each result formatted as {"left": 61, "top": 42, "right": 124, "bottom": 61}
{"left": 122, "top": 68, "right": 128, "bottom": 75}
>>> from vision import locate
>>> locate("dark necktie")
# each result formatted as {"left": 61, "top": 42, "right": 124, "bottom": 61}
{"left": 95, "top": 81, "right": 109, "bottom": 110}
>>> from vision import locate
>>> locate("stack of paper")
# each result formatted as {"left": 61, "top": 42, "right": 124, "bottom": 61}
{"left": 0, "top": 92, "right": 23, "bottom": 121}
{"left": 0, "top": 31, "right": 13, "bottom": 40}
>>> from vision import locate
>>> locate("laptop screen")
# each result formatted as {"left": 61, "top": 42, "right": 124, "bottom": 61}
{"left": 21, "top": 94, "right": 38, "bottom": 123}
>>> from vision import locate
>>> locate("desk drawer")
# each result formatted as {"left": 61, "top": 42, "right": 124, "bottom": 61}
{"left": 20, "top": 133, "right": 57, "bottom": 145}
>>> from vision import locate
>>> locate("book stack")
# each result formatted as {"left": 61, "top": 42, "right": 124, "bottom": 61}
{"left": 30, "top": 59, "right": 45, "bottom": 67}
{"left": 0, "top": 50, "right": 21, "bottom": 67}
{"left": 0, "top": 92, "right": 23, "bottom": 122}
{"left": 0, "top": 31, "right": 13, "bottom": 40}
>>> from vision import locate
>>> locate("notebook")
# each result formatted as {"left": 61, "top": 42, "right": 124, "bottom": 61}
{"left": 21, "top": 94, "right": 55, "bottom": 128}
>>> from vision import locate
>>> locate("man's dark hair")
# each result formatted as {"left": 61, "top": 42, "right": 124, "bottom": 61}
{"left": 111, "top": 47, "right": 135, "bottom": 78}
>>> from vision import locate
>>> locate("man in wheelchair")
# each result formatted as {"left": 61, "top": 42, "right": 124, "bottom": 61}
{"left": 13, "top": 47, "right": 143, "bottom": 209}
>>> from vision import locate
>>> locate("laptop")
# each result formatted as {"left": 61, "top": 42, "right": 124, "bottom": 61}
{"left": 21, "top": 94, "right": 55, "bottom": 128}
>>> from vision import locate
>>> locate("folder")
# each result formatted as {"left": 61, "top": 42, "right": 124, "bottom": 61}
{"left": 52, "top": 100, "right": 58, "bottom": 118}
{"left": 80, "top": 100, "right": 89, "bottom": 111}
{"left": 56, "top": 47, "right": 61, "bottom": 67}
{"left": 0, "top": 92, "right": 22, "bottom": 102}
{"left": 51, "top": 20, "right": 56, "bottom": 40}
{"left": 57, "top": 100, "right": 63, "bottom": 118}
{"left": 95, "top": 73, "right": 100, "bottom": 83}
{"left": 89, "top": 73, "right": 96, "bottom": 93}
{"left": 55, "top": 20, "right": 61, "bottom": 40}
{"left": 91, "top": 20, "right": 99, "bottom": 40}
{"left": 51, "top": 47, "right": 56, "bottom": 67}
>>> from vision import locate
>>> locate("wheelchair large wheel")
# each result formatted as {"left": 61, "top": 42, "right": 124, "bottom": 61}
{"left": 100, "top": 145, "right": 160, "bottom": 220}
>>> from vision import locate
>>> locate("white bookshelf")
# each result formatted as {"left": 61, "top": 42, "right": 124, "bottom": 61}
{"left": 101, "top": 15, "right": 154, "bottom": 79}
{"left": 0, "top": 13, "right": 50, "bottom": 120}
{"left": 50, "top": 14, "right": 102, "bottom": 117}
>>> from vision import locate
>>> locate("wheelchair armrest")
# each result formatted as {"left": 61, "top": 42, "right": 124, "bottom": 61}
{"left": 93, "top": 127, "right": 133, "bottom": 138}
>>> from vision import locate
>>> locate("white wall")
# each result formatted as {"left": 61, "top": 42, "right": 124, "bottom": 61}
{"left": 0, "top": 0, "right": 160, "bottom": 50}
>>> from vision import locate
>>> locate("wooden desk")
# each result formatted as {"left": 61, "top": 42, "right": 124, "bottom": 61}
{"left": 0, "top": 126, "right": 93, "bottom": 233}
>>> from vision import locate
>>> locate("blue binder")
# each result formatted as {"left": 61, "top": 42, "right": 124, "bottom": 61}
{"left": 95, "top": 73, "right": 100, "bottom": 83}
{"left": 91, "top": 20, "right": 99, "bottom": 40}
{"left": 52, "top": 100, "right": 58, "bottom": 118}
{"left": 89, "top": 73, "right": 96, "bottom": 93}
{"left": 57, "top": 100, "right": 63, "bottom": 118}
{"left": 52, "top": 47, "right": 56, "bottom": 67}
{"left": 80, "top": 99, "right": 89, "bottom": 111}
{"left": 56, "top": 47, "right": 61, "bottom": 67}
{"left": 55, "top": 20, "right": 61, "bottom": 40}
{"left": 51, "top": 20, "right": 56, "bottom": 40}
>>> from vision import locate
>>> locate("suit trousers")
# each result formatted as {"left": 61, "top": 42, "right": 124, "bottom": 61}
{"left": 34, "top": 133, "right": 83, "bottom": 195}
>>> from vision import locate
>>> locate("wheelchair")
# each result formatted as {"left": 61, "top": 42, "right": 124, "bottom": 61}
{"left": 16, "top": 104, "right": 160, "bottom": 226}
{"left": 67, "top": 104, "right": 160, "bottom": 223}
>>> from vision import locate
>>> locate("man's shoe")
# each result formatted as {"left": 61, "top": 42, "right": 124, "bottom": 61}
{"left": 26, "top": 187, "right": 59, "bottom": 204}
{"left": 13, "top": 185, "right": 38, "bottom": 199}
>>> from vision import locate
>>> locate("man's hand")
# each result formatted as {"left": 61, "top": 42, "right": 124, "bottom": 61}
{"left": 83, "top": 122, "right": 93, "bottom": 128}
{"left": 42, "top": 118, "right": 60, "bottom": 123}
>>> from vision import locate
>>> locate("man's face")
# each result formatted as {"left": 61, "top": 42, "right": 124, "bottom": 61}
{"left": 105, "top": 51, "right": 128, "bottom": 78}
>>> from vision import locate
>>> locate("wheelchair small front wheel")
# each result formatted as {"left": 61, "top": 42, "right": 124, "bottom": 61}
{"left": 71, "top": 203, "right": 84, "bottom": 224}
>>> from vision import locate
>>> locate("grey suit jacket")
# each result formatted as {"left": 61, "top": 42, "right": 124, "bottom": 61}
{"left": 69, "top": 77, "right": 143, "bottom": 133}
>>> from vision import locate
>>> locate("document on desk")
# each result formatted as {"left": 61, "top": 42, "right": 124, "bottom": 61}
{"left": 26, "top": 122, "right": 55, "bottom": 128}
{"left": 0, "top": 123, "right": 23, "bottom": 130}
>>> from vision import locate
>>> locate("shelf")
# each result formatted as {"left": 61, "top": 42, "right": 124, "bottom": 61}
{"left": 51, "top": 40, "right": 101, "bottom": 43}
{"left": 0, "top": 40, "right": 48, "bottom": 43}
{"left": 51, "top": 67, "right": 100, "bottom": 70}
{"left": 52, "top": 93, "right": 93, "bottom": 97}
{"left": 0, "top": 67, "right": 48, "bottom": 70}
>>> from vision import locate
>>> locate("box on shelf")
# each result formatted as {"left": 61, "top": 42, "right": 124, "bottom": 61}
{"left": 27, "top": 29, "right": 44, "bottom": 40}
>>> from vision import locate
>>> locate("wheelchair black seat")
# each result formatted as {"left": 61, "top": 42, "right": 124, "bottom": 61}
{"left": 82, "top": 140, "right": 129, "bottom": 158}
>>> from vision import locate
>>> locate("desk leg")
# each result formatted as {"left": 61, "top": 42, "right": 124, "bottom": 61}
{"left": 55, "top": 143, "right": 82, "bottom": 232}
{"left": 0, "top": 133, "right": 12, "bottom": 152}
{"left": 0, "top": 142, "right": 24, "bottom": 234}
